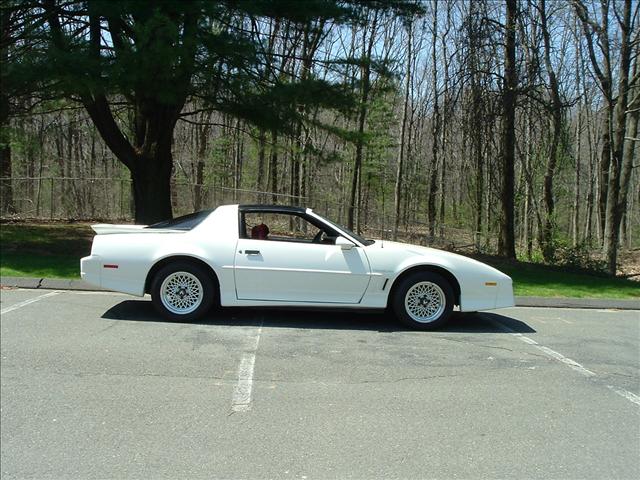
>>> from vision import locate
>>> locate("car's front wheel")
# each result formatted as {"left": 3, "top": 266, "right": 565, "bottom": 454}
{"left": 392, "top": 271, "right": 454, "bottom": 330}
{"left": 151, "top": 262, "right": 215, "bottom": 322}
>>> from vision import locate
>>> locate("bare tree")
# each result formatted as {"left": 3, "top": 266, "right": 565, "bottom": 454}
{"left": 498, "top": 0, "right": 518, "bottom": 259}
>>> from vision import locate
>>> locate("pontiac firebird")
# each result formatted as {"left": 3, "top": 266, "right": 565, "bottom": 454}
{"left": 80, "top": 204, "right": 514, "bottom": 329}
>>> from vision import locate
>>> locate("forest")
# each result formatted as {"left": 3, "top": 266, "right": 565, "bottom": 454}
{"left": 1, "top": 0, "right": 638, "bottom": 276}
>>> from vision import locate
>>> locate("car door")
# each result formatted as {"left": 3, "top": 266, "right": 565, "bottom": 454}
{"left": 234, "top": 213, "right": 371, "bottom": 303}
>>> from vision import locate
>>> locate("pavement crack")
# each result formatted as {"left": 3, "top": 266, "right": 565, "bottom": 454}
{"left": 94, "top": 322, "right": 119, "bottom": 335}
{"left": 356, "top": 374, "right": 464, "bottom": 384}
{"left": 601, "top": 371, "right": 637, "bottom": 379}
{"left": 438, "top": 337, "right": 516, "bottom": 353}
{"left": 11, "top": 366, "right": 233, "bottom": 382}
{"left": 248, "top": 374, "right": 465, "bottom": 386}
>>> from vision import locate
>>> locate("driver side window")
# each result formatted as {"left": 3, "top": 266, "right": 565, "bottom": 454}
{"left": 243, "top": 212, "right": 335, "bottom": 244}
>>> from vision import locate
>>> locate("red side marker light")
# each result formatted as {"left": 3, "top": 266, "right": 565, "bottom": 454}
{"left": 103, "top": 264, "right": 119, "bottom": 269}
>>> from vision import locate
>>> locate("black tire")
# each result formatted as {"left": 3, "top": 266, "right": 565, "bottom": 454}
{"left": 151, "top": 262, "right": 215, "bottom": 322}
{"left": 392, "top": 271, "right": 454, "bottom": 330}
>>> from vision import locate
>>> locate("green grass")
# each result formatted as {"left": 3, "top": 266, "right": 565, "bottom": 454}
{"left": 0, "top": 252, "right": 81, "bottom": 278}
{"left": 1, "top": 223, "right": 92, "bottom": 279}
{"left": 491, "top": 261, "right": 639, "bottom": 300}
{"left": 1, "top": 223, "right": 638, "bottom": 299}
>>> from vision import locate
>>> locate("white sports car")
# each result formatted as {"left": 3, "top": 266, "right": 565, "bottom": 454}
{"left": 81, "top": 204, "right": 514, "bottom": 329}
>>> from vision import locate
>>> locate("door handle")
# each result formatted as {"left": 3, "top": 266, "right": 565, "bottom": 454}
{"left": 245, "top": 250, "right": 261, "bottom": 255}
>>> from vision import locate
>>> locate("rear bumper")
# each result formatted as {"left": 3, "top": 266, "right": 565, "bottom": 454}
{"left": 80, "top": 254, "right": 101, "bottom": 288}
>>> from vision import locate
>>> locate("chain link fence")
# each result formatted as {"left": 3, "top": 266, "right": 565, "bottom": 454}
{"left": 0, "top": 177, "right": 307, "bottom": 220}
{"left": 0, "top": 176, "right": 485, "bottom": 252}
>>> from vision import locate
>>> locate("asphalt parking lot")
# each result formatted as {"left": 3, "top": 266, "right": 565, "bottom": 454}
{"left": 1, "top": 288, "right": 639, "bottom": 479}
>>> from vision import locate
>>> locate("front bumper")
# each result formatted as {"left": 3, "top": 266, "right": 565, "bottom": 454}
{"left": 495, "top": 277, "right": 515, "bottom": 309}
{"left": 460, "top": 275, "right": 514, "bottom": 311}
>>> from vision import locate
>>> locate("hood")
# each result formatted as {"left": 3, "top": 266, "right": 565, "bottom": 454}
{"left": 370, "top": 240, "right": 510, "bottom": 278}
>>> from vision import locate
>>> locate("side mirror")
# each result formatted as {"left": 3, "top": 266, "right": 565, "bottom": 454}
{"left": 335, "top": 236, "right": 355, "bottom": 250}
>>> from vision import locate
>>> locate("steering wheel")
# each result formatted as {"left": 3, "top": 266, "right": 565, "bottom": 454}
{"left": 312, "top": 229, "right": 324, "bottom": 243}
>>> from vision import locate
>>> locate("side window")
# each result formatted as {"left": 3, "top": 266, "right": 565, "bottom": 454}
{"left": 243, "top": 212, "right": 332, "bottom": 243}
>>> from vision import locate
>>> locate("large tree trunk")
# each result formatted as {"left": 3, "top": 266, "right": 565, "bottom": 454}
{"left": 44, "top": 0, "right": 198, "bottom": 224}
{"left": 498, "top": 0, "right": 517, "bottom": 259}
{"left": 130, "top": 142, "right": 173, "bottom": 224}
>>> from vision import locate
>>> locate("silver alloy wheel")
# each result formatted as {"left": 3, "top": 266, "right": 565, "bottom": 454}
{"left": 404, "top": 281, "right": 446, "bottom": 323}
{"left": 160, "top": 271, "right": 204, "bottom": 315}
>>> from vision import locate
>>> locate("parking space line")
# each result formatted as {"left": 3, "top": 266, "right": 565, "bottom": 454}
{"left": 485, "top": 315, "right": 640, "bottom": 408}
{"left": 484, "top": 315, "right": 596, "bottom": 377}
{"left": 608, "top": 386, "right": 640, "bottom": 406}
{"left": 231, "top": 320, "right": 264, "bottom": 413}
{"left": 63, "top": 291, "right": 130, "bottom": 296}
{"left": 1, "top": 291, "right": 60, "bottom": 315}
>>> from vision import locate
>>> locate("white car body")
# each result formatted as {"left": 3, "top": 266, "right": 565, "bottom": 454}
{"left": 81, "top": 204, "right": 513, "bottom": 313}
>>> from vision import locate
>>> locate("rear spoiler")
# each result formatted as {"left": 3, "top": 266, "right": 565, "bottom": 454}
{"left": 91, "top": 224, "right": 185, "bottom": 235}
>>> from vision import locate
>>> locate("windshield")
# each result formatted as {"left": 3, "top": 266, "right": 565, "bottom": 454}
{"left": 315, "top": 213, "right": 375, "bottom": 246}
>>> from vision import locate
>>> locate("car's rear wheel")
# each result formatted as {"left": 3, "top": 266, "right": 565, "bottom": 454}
{"left": 392, "top": 271, "right": 454, "bottom": 330}
{"left": 151, "top": 262, "right": 214, "bottom": 322}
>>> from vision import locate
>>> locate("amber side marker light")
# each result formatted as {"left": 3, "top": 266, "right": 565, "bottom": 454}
{"left": 485, "top": 281, "right": 497, "bottom": 286}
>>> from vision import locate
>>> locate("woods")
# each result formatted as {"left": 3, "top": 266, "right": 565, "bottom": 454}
{"left": 1, "top": 0, "right": 639, "bottom": 275}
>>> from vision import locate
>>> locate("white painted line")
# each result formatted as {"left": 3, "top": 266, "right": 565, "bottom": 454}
{"left": 63, "top": 291, "right": 131, "bottom": 296}
{"left": 231, "top": 321, "right": 264, "bottom": 413}
{"left": 608, "top": 386, "right": 640, "bottom": 406}
{"left": 485, "top": 316, "right": 595, "bottom": 377}
{"left": 1, "top": 291, "right": 60, "bottom": 315}
{"left": 486, "top": 316, "right": 640, "bottom": 407}
{"left": 5, "top": 288, "right": 129, "bottom": 297}
{"left": 534, "top": 345, "right": 596, "bottom": 377}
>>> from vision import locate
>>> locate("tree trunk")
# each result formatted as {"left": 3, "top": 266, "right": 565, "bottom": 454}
{"left": 615, "top": 48, "right": 638, "bottom": 251}
{"left": 438, "top": 7, "right": 452, "bottom": 237}
{"left": 234, "top": 118, "right": 243, "bottom": 196}
{"left": 256, "top": 129, "right": 266, "bottom": 192}
{"left": 0, "top": 92, "right": 13, "bottom": 214}
{"left": 598, "top": 121, "right": 612, "bottom": 240}
{"left": 603, "top": 0, "right": 632, "bottom": 275}
{"left": 572, "top": 104, "right": 581, "bottom": 246}
{"left": 270, "top": 130, "right": 278, "bottom": 203}
{"left": 0, "top": 2, "right": 14, "bottom": 215}
{"left": 538, "top": 0, "right": 563, "bottom": 262}
{"left": 348, "top": 11, "right": 377, "bottom": 231}
{"left": 393, "top": 20, "right": 412, "bottom": 240}
{"left": 524, "top": 113, "right": 534, "bottom": 259}
{"left": 130, "top": 146, "right": 173, "bottom": 224}
{"left": 428, "top": 0, "right": 440, "bottom": 238}
{"left": 498, "top": 0, "right": 517, "bottom": 259}
{"left": 469, "top": 0, "right": 484, "bottom": 251}
{"left": 193, "top": 117, "right": 210, "bottom": 211}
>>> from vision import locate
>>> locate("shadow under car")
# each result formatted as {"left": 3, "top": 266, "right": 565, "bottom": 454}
{"left": 101, "top": 300, "right": 535, "bottom": 334}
